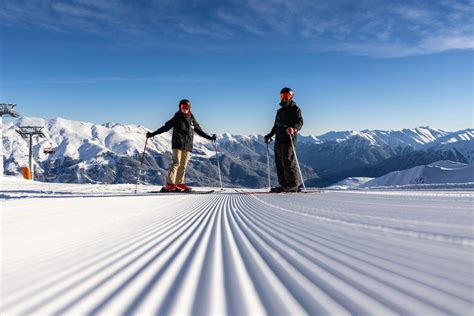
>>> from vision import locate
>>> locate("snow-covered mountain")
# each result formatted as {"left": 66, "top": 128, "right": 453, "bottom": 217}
{"left": 360, "top": 160, "right": 474, "bottom": 188}
{"left": 318, "top": 127, "right": 450, "bottom": 149}
{"left": 298, "top": 126, "right": 473, "bottom": 186}
{"left": 2, "top": 117, "right": 473, "bottom": 187}
{"left": 425, "top": 129, "right": 474, "bottom": 162}
{"left": 5, "top": 117, "right": 214, "bottom": 162}
{"left": 2, "top": 117, "right": 318, "bottom": 187}
{"left": 3, "top": 117, "right": 218, "bottom": 185}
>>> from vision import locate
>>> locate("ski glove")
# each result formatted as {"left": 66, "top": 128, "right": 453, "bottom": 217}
{"left": 146, "top": 131, "right": 154, "bottom": 138}
{"left": 210, "top": 134, "right": 217, "bottom": 142}
{"left": 286, "top": 127, "right": 297, "bottom": 136}
{"left": 264, "top": 134, "right": 272, "bottom": 144}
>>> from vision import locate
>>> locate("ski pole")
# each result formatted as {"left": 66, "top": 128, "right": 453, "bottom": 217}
{"left": 213, "top": 141, "right": 223, "bottom": 190}
{"left": 290, "top": 135, "right": 307, "bottom": 192}
{"left": 266, "top": 138, "right": 273, "bottom": 190}
{"left": 135, "top": 137, "right": 149, "bottom": 194}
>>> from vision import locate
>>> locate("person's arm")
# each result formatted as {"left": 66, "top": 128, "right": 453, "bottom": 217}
{"left": 264, "top": 113, "right": 278, "bottom": 143}
{"left": 147, "top": 115, "right": 176, "bottom": 138}
{"left": 294, "top": 107, "right": 303, "bottom": 131}
{"left": 193, "top": 116, "right": 216, "bottom": 141}
{"left": 285, "top": 106, "right": 303, "bottom": 135}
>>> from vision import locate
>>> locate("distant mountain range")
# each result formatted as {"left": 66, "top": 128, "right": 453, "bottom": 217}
{"left": 3, "top": 117, "right": 473, "bottom": 188}
{"left": 297, "top": 127, "right": 473, "bottom": 186}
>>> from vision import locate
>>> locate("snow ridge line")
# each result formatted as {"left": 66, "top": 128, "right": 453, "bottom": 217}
{"left": 250, "top": 195, "right": 474, "bottom": 247}
{"left": 261, "top": 194, "right": 471, "bottom": 231}
{"left": 65, "top": 195, "right": 220, "bottom": 315}
{"left": 226, "top": 195, "right": 308, "bottom": 314}
{"left": 1, "top": 196, "right": 207, "bottom": 309}
{"left": 314, "top": 191, "right": 474, "bottom": 209}
{"left": 259, "top": 194, "right": 474, "bottom": 240}
{"left": 114, "top": 195, "right": 220, "bottom": 315}
{"left": 248, "top": 201, "right": 473, "bottom": 282}
{"left": 235, "top": 195, "right": 420, "bottom": 314}
{"left": 230, "top": 195, "right": 352, "bottom": 314}
{"left": 5, "top": 196, "right": 218, "bottom": 315}
{"left": 236, "top": 195, "right": 473, "bottom": 313}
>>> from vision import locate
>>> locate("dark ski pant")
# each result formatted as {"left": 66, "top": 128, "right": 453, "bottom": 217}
{"left": 274, "top": 141, "right": 299, "bottom": 189}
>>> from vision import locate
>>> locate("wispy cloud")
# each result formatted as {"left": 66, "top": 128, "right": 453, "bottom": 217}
{"left": 52, "top": 2, "right": 98, "bottom": 18}
{"left": 1, "top": 0, "right": 473, "bottom": 57}
{"left": 215, "top": 10, "right": 265, "bottom": 36}
{"left": 15, "top": 76, "right": 230, "bottom": 85}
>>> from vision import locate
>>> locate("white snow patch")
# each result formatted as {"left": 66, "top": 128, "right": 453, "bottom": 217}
{"left": 329, "top": 177, "right": 374, "bottom": 189}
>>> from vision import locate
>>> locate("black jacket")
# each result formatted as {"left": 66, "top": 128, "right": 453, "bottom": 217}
{"left": 268, "top": 100, "right": 303, "bottom": 144}
{"left": 150, "top": 112, "right": 213, "bottom": 151}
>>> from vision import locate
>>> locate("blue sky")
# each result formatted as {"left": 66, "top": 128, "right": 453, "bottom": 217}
{"left": 1, "top": 0, "right": 473, "bottom": 135}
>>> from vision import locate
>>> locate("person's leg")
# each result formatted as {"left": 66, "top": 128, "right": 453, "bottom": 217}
{"left": 282, "top": 143, "right": 299, "bottom": 191}
{"left": 274, "top": 142, "right": 287, "bottom": 188}
{"left": 167, "top": 149, "right": 181, "bottom": 185}
{"left": 175, "top": 149, "right": 191, "bottom": 184}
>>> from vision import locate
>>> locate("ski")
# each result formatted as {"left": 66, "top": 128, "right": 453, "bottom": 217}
{"left": 234, "top": 189, "right": 323, "bottom": 194}
{"left": 146, "top": 190, "right": 215, "bottom": 195}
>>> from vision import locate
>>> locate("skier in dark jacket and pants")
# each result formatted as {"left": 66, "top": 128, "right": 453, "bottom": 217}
{"left": 146, "top": 99, "right": 216, "bottom": 192}
{"left": 264, "top": 87, "right": 303, "bottom": 192}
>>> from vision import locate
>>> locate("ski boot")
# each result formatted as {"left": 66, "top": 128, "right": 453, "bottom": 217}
{"left": 160, "top": 183, "right": 179, "bottom": 192}
{"left": 283, "top": 185, "right": 299, "bottom": 193}
{"left": 270, "top": 186, "right": 284, "bottom": 193}
{"left": 175, "top": 184, "right": 191, "bottom": 192}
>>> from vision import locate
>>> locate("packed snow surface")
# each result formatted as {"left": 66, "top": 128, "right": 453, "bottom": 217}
{"left": 1, "top": 177, "right": 473, "bottom": 315}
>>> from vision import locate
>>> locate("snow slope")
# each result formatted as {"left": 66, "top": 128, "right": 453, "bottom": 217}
{"left": 1, "top": 178, "right": 473, "bottom": 315}
{"left": 361, "top": 160, "right": 474, "bottom": 188}
{"left": 329, "top": 177, "right": 374, "bottom": 189}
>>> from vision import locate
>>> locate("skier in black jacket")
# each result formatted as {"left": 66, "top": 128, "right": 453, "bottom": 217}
{"left": 264, "top": 87, "right": 303, "bottom": 192}
{"left": 146, "top": 99, "right": 216, "bottom": 192}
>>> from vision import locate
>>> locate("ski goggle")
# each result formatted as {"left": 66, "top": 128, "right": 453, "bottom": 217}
{"left": 180, "top": 102, "right": 191, "bottom": 111}
{"left": 280, "top": 92, "right": 293, "bottom": 101}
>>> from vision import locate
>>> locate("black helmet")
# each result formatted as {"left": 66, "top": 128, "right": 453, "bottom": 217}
{"left": 280, "top": 87, "right": 293, "bottom": 94}
{"left": 280, "top": 87, "right": 294, "bottom": 102}
{"left": 178, "top": 99, "right": 191, "bottom": 109}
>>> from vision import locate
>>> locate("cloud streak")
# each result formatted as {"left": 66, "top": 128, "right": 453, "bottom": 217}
{"left": 1, "top": 0, "right": 473, "bottom": 57}
{"left": 14, "top": 76, "right": 230, "bottom": 85}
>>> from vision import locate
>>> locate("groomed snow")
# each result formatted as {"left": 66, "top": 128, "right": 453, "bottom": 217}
{"left": 1, "top": 178, "right": 473, "bottom": 315}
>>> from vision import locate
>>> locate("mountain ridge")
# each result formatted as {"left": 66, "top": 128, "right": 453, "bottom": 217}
{"left": 3, "top": 117, "right": 473, "bottom": 187}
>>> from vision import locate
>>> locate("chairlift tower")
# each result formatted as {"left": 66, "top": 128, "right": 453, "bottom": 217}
{"left": 17, "top": 126, "right": 45, "bottom": 180}
{"left": 1, "top": 103, "right": 20, "bottom": 176}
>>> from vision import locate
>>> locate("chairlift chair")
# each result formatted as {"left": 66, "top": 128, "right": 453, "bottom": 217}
{"left": 43, "top": 143, "right": 56, "bottom": 154}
